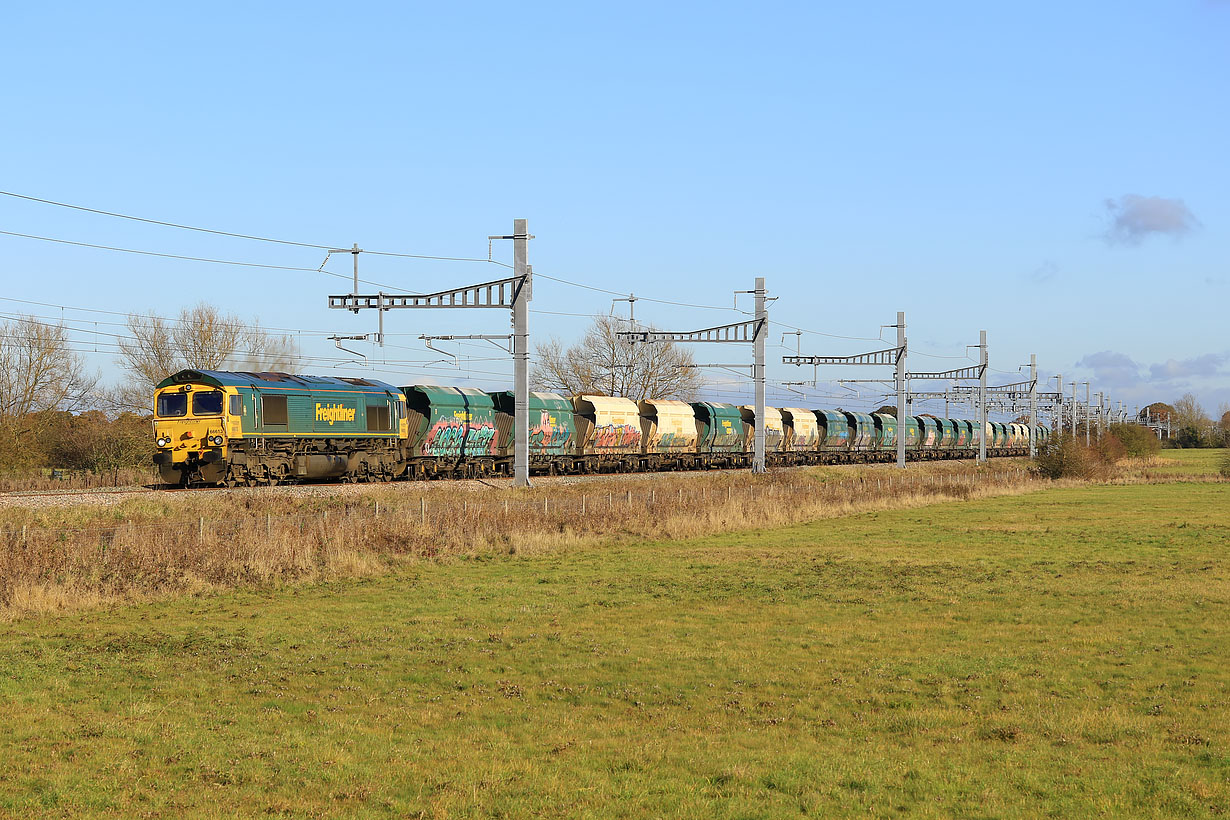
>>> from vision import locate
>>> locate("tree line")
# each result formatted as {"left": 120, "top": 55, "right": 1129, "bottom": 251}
{"left": 0, "top": 304, "right": 295, "bottom": 479}
{"left": 1142, "top": 395, "right": 1230, "bottom": 448}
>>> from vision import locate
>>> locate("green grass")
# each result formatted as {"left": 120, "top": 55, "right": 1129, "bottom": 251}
{"left": 1, "top": 483, "right": 1228, "bottom": 818}
{"left": 1148, "top": 448, "right": 1230, "bottom": 477}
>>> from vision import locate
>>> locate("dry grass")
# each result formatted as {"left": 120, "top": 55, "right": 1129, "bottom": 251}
{"left": 0, "top": 461, "right": 1043, "bottom": 618}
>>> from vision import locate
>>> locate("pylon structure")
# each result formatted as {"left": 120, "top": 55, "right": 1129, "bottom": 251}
{"left": 328, "top": 219, "right": 534, "bottom": 486}
{"left": 783, "top": 311, "right": 908, "bottom": 468}
{"left": 617, "top": 278, "right": 769, "bottom": 472}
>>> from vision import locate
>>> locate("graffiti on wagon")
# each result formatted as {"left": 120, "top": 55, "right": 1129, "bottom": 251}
{"left": 422, "top": 418, "right": 497, "bottom": 456}
{"left": 592, "top": 423, "right": 640, "bottom": 450}
{"left": 529, "top": 410, "right": 572, "bottom": 451}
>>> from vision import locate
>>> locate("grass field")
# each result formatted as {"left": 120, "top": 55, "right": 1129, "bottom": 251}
{"left": 1, "top": 481, "right": 1227, "bottom": 818}
{"left": 1143, "top": 448, "right": 1230, "bottom": 477}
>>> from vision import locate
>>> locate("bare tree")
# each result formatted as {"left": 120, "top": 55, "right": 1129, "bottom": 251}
{"left": 112, "top": 303, "right": 298, "bottom": 412}
{"left": 1171, "top": 392, "right": 1216, "bottom": 447}
{"left": 1171, "top": 393, "right": 1209, "bottom": 430}
{"left": 532, "top": 314, "right": 702, "bottom": 401}
{"left": 0, "top": 315, "right": 97, "bottom": 468}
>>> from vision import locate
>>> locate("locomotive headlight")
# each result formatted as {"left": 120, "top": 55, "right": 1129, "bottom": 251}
{"left": 156, "top": 436, "right": 170, "bottom": 447}
{"left": 210, "top": 435, "right": 224, "bottom": 446}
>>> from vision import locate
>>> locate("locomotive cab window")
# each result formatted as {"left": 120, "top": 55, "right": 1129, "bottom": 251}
{"left": 366, "top": 403, "right": 391, "bottom": 432}
{"left": 262, "top": 394, "right": 288, "bottom": 426}
{"left": 229, "top": 394, "right": 242, "bottom": 416}
{"left": 157, "top": 393, "right": 187, "bottom": 417}
{"left": 192, "top": 390, "right": 224, "bottom": 416}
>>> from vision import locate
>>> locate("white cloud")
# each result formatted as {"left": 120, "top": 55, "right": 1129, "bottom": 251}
{"left": 1103, "top": 194, "right": 1199, "bottom": 245}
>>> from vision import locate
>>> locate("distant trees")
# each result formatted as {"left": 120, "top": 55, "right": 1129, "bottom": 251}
{"left": 533, "top": 315, "right": 702, "bottom": 401}
{"left": 0, "top": 315, "right": 97, "bottom": 469}
{"left": 111, "top": 303, "right": 297, "bottom": 412}
{"left": 1140, "top": 402, "right": 1173, "bottom": 425}
{"left": 1146, "top": 394, "right": 1230, "bottom": 448}
{"left": 1169, "top": 393, "right": 1218, "bottom": 448}
{"left": 1171, "top": 393, "right": 1207, "bottom": 430}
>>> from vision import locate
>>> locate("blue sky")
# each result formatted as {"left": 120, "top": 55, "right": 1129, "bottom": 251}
{"left": 2, "top": 1, "right": 1227, "bottom": 420}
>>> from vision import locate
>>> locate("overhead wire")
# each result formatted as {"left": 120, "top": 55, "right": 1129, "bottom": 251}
{"left": 3, "top": 189, "right": 992, "bottom": 359}
{"left": 2, "top": 190, "right": 1042, "bottom": 396}
{"left": 0, "top": 311, "right": 519, "bottom": 374}
{"left": 0, "top": 228, "right": 413, "bottom": 291}
{"left": 533, "top": 271, "right": 890, "bottom": 342}
{"left": 0, "top": 295, "right": 421, "bottom": 338}
{"left": 0, "top": 188, "right": 505, "bottom": 265}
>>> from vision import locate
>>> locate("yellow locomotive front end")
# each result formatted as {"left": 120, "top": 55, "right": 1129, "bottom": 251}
{"left": 152, "top": 381, "right": 239, "bottom": 485}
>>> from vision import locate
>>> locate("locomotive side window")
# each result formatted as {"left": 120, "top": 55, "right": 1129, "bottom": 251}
{"left": 192, "top": 391, "right": 224, "bottom": 416}
{"left": 157, "top": 393, "right": 187, "bottom": 417}
{"left": 262, "top": 395, "right": 288, "bottom": 426}
{"left": 229, "top": 394, "right": 242, "bottom": 416}
{"left": 366, "top": 403, "right": 391, "bottom": 432}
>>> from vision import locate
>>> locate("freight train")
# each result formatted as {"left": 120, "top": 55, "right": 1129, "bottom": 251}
{"left": 152, "top": 369, "right": 1046, "bottom": 486}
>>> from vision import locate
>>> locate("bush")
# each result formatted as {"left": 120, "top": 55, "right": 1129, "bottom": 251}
{"left": 1033, "top": 433, "right": 1114, "bottom": 480}
{"left": 1107, "top": 423, "right": 1161, "bottom": 458}
{"left": 1175, "top": 426, "right": 1203, "bottom": 449}
{"left": 1095, "top": 433, "right": 1127, "bottom": 463}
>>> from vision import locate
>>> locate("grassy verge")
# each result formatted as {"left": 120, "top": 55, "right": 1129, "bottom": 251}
{"left": 1, "top": 460, "right": 1040, "bottom": 618}
{"left": 1, "top": 482, "right": 1227, "bottom": 818}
